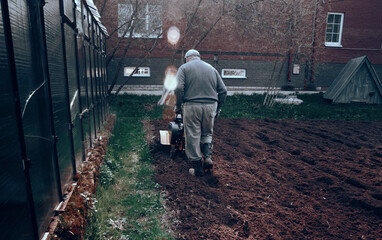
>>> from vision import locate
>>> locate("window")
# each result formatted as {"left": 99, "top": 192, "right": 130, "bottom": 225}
{"left": 124, "top": 67, "right": 150, "bottom": 77}
{"left": 221, "top": 69, "right": 246, "bottom": 79}
{"left": 325, "top": 12, "right": 344, "bottom": 47}
{"left": 118, "top": 3, "right": 162, "bottom": 38}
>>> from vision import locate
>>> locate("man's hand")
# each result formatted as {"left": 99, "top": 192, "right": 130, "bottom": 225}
{"left": 215, "top": 109, "right": 221, "bottom": 118}
{"left": 175, "top": 106, "right": 182, "bottom": 114}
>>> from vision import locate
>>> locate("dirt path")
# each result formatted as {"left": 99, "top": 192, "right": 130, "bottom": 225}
{"left": 148, "top": 118, "right": 382, "bottom": 239}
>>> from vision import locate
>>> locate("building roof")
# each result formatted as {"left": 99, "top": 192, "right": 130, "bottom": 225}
{"left": 323, "top": 56, "right": 382, "bottom": 101}
{"left": 82, "top": 0, "right": 109, "bottom": 36}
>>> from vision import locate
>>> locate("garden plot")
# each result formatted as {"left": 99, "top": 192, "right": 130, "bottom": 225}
{"left": 147, "top": 118, "right": 382, "bottom": 239}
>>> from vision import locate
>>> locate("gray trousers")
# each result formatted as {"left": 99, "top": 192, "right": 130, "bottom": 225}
{"left": 182, "top": 102, "right": 217, "bottom": 162}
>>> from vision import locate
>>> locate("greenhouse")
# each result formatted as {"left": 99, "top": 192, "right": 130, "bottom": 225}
{"left": 0, "top": 0, "right": 108, "bottom": 239}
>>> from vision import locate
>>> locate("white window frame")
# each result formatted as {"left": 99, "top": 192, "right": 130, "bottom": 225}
{"left": 118, "top": 3, "right": 162, "bottom": 39}
{"left": 221, "top": 69, "right": 247, "bottom": 79}
{"left": 325, "top": 12, "right": 344, "bottom": 47}
{"left": 124, "top": 67, "right": 150, "bottom": 77}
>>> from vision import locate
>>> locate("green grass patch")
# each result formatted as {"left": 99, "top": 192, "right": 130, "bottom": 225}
{"left": 221, "top": 93, "right": 382, "bottom": 121}
{"left": 85, "top": 95, "right": 173, "bottom": 240}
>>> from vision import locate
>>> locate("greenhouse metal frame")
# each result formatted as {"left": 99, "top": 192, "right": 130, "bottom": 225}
{"left": 0, "top": 0, "right": 109, "bottom": 239}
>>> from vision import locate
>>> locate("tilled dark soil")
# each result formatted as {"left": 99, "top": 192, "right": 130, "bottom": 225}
{"left": 147, "top": 118, "right": 382, "bottom": 240}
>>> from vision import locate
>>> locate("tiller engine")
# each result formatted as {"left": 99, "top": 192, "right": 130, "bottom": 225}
{"left": 160, "top": 114, "right": 185, "bottom": 159}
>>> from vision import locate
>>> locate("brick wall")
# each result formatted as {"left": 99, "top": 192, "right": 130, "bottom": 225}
{"left": 108, "top": 56, "right": 311, "bottom": 90}
{"left": 314, "top": 0, "right": 382, "bottom": 64}
{"left": 97, "top": 0, "right": 382, "bottom": 90}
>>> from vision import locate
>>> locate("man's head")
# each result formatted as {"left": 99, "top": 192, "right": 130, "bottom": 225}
{"left": 185, "top": 49, "right": 200, "bottom": 62}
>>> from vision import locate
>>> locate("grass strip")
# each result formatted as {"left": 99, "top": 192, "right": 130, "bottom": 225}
{"left": 221, "top": 93, "right": 382, "bottom": 121}
{"left": 85, "top": 95, "right": 171, "bottom": 240}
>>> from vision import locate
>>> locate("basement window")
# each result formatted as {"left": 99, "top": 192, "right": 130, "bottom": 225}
{"left": 124, "top": 67, "right": 150, "bottom": 77}
{"left": 325, "top": 12, "right": 344, "bottom": 47}
{"left": 221, "top": 69, "right": 246, "bottom": 79}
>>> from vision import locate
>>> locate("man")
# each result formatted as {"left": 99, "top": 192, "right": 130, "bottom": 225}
{"left": 175, "top": 49, "right": 227, "bottom": 177}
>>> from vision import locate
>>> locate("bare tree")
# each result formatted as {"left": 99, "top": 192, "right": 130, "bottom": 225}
{"left": 168, "top": 0, "right": 203, "bottom": 64}
{"left": 94, "top": 0, "right": 164, "bottom": 96}
{"left": 168, "top": 0, "right": 267, "bottom": 62}
{"left": 94, "top": 0, "right": 323, "bottom": 101}
{"left": 232, "top": 0, "right": 324, "bottom": 106}
{"left": 97, "top": 0, "right": 261, "bottom": 96}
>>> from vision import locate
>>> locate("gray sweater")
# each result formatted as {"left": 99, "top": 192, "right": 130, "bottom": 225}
{"left": 175, "top": 58, "right": 227, "bottom": 110}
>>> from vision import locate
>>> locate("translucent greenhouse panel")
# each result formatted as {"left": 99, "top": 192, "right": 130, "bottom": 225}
{"left": 64, "top": 23, "right": 83, "bottom": 166}
{"left": 89, "top": 15, "right": 93, "bottom": 44}
{"left": 0, "top": 3, "right": 35, "bottom": 239}
{"left": 79, "top": 41, "right": 90, "bottom": 149}
{"left": 102, "top": 43, "right": 109, "bottom": 116}
{"left": 90, "top": 45, "right": 99, "bottom": 134}
{"left": 93, "top": 24, "right": 98, "bottom": 48}
{"left": 75, "top": 0, "right": 82, "bottom": 33}
{"left": 9, "top": 0, "right": 59, "bottom": 236}
{"left": 83, "top": 6, "right": 89, "bottom": 38}
{"left": 77, "top": 34, "right": 90, "bottom": 150}
{"left": 95, "top": 50, "right": 103, "bottom": 123}
{"left": 97, "top": 51, "right": 104, "bottom": 121}
{"left": 85, "top": 42, "right": 95, "bottom": 141}
{"left": 100, "top": 51, "right": 106, "bottom": 121}
{"left": 43, "top": 0, "right": 74, "bottom": 192}
{"left": 100, "top": 51, "right": 107, "bottom": 120}
{"left": 65, "top": 24, "right": 79, "bottom": 124}
{"left": 63, "top": 0, "right": 74, "bottom": 23}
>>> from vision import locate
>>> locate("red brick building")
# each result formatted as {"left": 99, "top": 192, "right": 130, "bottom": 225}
{"left": 313, "top": 0, "right": 382, "bottom": 89}
{"left": 96, "top": 0, "right": 382, "bottom": 91}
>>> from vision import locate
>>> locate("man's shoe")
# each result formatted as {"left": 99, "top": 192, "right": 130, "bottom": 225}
{"left": 204, "top": 158, "right": 213, "bottom": 170}
{"left": 189, "top": 160, "right": 203, "bottom": 177}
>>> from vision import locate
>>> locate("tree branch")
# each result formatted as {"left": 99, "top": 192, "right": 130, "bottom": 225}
{"left": 107, "top": 28, "right": 134, "bottom": 94}
{"left": 170, "top": 0, "right": 204, "bottom": 64}
{"left": 193, "top": 14, "right": 222, "bottom": 49}
{"left": 106, "top": 1, "right": 140, "bottom": 67}
{"left": 99, "top": 0, "right": 109, "bottom": 16}
{"left": 109, "top": 32, "right": 163, "bottom": 99}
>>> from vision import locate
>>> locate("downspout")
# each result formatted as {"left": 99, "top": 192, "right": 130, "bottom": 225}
{"left": 309, "top": 0, "right": 320, "bottom": 84}
{"left": 287, "top": 49, "right": 292, "bottom": 82}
